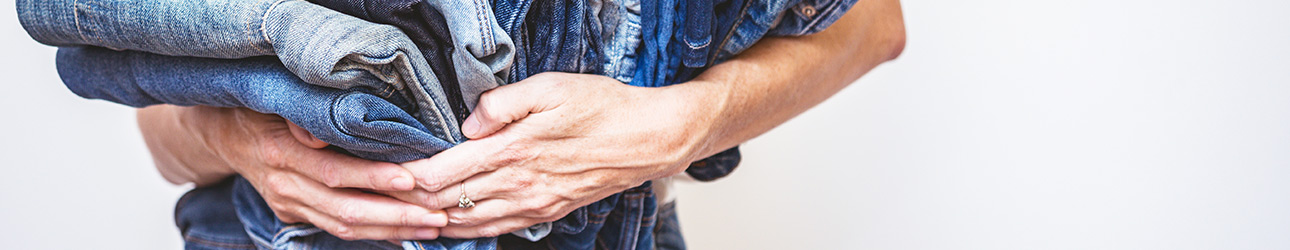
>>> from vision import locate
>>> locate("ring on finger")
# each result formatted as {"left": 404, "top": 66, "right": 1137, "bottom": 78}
{"left": 458, "top": 182, "right": 475, "bottom": 208}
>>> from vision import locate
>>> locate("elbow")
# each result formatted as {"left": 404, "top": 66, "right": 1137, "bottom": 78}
{"left": 881, "top": 1, "right": 906, "bottom": 61}
{"left": 884, "top": 26, "right": 906, "bottom": 61}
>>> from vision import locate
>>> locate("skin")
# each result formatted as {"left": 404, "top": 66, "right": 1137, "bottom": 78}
{"left": 137, "top": 0, "right": 904, "bottom": 241}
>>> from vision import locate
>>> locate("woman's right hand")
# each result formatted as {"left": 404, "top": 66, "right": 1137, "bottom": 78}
{"left": 137, "top": 105, "right": 447, "bottom": 240}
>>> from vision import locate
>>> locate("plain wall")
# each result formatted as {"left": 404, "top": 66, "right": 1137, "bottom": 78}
{"left": 4, "top": 0, "right": 1290, "bottom": 249}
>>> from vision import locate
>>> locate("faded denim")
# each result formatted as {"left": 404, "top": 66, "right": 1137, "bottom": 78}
{"left": 17, "top": 0, "right": 521, "bottom": 144}
{"left": 57, "top": 46, "right": 646, "bottom": 250}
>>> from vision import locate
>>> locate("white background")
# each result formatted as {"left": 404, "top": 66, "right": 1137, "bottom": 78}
{"left": 3, "top": 0, "right": 1290, "bottom": 249}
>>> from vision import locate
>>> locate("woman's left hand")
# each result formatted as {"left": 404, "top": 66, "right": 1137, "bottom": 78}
{"left": 395, "top": 72, "right": 718, "bottom": 238}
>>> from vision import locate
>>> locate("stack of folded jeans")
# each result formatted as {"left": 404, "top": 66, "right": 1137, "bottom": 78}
{"left": 18, "top": 0, "right": 856, "bottom": 248}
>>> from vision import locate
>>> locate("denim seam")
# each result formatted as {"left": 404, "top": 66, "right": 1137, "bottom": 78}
{"left": 259, "top": 0, "right": 291, "bottom": 46}
{"left": 622, "top": 192, "right": 645, "bottom": 250}
{"left": 684, "top": 36, "right": 710, "bottom": 50}
{"left": 473, "top": 0, "right": 494, "bottom": 54}
{"left": 708, "top": 0, "right": 755, "bottom": 66}
{"left": 801, "top": 0, "right": 844, "bottom": 35}
{"left": 244, "top": 9, "right": 263, "bottom": 54}
{"left": 71, "top": 0, "right": 90, "bottom": 45}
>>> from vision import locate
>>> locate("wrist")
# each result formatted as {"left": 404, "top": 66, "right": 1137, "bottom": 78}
{"left": 176, "top": 106, "right": 242, "bottom": 184}
{"left": 657, "top": 78, "right": 733, "bottom": 166}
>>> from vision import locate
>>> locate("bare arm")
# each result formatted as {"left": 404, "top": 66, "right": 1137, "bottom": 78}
{"left": 400, "top": 0, "right": 906, "bottom": 238}
{"left": 674, "top": 0, "right": 906, "bottom": 163}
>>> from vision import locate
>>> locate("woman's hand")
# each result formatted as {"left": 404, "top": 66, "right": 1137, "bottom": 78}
{"left": 397, "top": 72, "right": 717, "bottom": 238}
{"left": 394, "top": 0, "right": 906, "bottom": 237}
{"left": 138, "top": 105, "right": 450, "bottom": 240}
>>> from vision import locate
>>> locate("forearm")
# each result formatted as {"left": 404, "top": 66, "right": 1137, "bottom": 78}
{"left": 670, "top": 0, "right": 906, "bottom": 160}
{"left": 137, "top": 105, "right": 237, "bottom": 186}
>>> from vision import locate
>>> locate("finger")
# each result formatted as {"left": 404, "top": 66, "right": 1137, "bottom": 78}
{"left": 290, "top": 174, "right": 448, "bottom": 227}
{"left": 402, "top": 139, "right": 508, "bottom": 192}
{"left": 443, "top": 199, "right": 519, "bottom": 227}
{"left": 424, "top": 170, "right": 510, "bottom": 210}
{"left": 284, "top": 143, "right": 416, "bottom": 191}
{"left": 461, "top": 75, "right": 562, "bottom": 139}
{"left": 294, "top": 206, "right": 441, "bottom": 240}
{"left": 285, "top": 120, "right": 329, "bottom": 149}
{"left": 376, "top": 188, "right": 469, "bottom": 211}
{"left": 439, "top": 216, "right": 548, "bottom": 239}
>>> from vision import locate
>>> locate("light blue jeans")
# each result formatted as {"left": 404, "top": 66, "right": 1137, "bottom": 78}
{"left": 18, "top": 0, "right": 517, "bottom": 143}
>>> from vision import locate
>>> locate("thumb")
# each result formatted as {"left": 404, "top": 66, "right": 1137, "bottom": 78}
{"left": 286, "top": 120, "right": 330, "bottom": 149}
{"left": 461, "top": 79, "right": 561, "bottom": 139}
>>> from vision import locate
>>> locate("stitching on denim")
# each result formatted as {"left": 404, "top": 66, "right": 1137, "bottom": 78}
{"left": 246, "top": 1, "right": 272, "bottom": 55}
{"left": 329, "top": 92, "right": 353, "bottom": 137}
{"left": 685, "top": 36, "right": 711, "bottom": 50}
{"left": 260, "top": 0, "right": 291, "bottom": 46}
{"left": 802, "top": 0, "right": 843, "bottom": 35}
{"left": 622, "top": 194, "right": 645, "bottom": 250}
{"left": 708, "top": 0, "right": 755, "bottom": 66}
{"left": 473, "top": 0, "right": 493, "bottom": 54}
{"left": 72, "top": 0, "right": 88, "bottom": 44}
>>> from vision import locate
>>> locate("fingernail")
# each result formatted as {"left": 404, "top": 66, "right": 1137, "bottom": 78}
{"left": 422, "top": 213, "right": 446, "bottom": 226}
{"left": 414, "top": 228, "right": 438, "bottom": 239}
{"left": 391, "top": 176, "right": 414, "bottom": 190}
{"left": 462, "top": 116, "right": 480, "bottom": 137}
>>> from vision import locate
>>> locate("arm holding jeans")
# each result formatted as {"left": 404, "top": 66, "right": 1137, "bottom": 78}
{"left": 138, "top": 0, "right": 906, "bottom": 240}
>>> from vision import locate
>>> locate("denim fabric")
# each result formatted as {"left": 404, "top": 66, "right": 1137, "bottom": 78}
{"left": 18, "top": 0, "right": 488, "bottom": 145}
{"left": 652, "top": 202, "right": 685, "bottom": 250}
{"left": 57, "top": 47, "right": 452, "bottom": 163}
{"left": 494, "top": 183, "right": 657, "bottom": 250}
{"left": 176, "top": 178, "right": 258, "bottom": 250}
{"left": 58, "top": 46, "right": 648, "bottom": 250}
{"left": 484, "top": 0, "right": 676, "bottom": 248}
{"left": 307, "top": 0, "right": 516, "bottom": 116}
{"left": 232, "top": 177, "right": 485, "bottom": 250}
{"left": 309, "top": 0, "right": 467, "bottom": 123}
{"left": 597, "top": 0, "right": 643, "bottom": 83}
{"left": 493, "top": 0, "right": 603, "bottom": 83}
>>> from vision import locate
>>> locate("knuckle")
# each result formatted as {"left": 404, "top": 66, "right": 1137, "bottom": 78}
{"left": 336, "top": 201, "right": 365, "bottom": 224}
{"left": 423, "top": 194, "right": 443, "bottom": 209}
{"left": 477, "top": 226, "right": 502, "bottom": 238}
{"left": 265, "top": 200, "right": 292, "bottom": 215}
{"left": 476, "top": 93, "right": 498, "bottom": 111}
{"left": 421, "top": 172, "right": 448, "bottom": 191}
{"left": 264, "top": 175, "right": 295, "bottom": 196}
{"left": 256, "top": 139, "right": 288, "bottom": 169}
{"left": 331, "top": 226, "right": 358, "bottom": 241}
{"left": 535, "top": 205, "right": 559, "bottom": 219}
{"left": 449, "top": 212, "right": 470, "bottom": 226}
{"left": 318, "top": 161, "right": 343, "bottom": 188}
{"left": 399, "top": 210, "right": 414, "bottom": 226}
{"left": 520, "top": 200, "right": 547, "bottom": 216}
